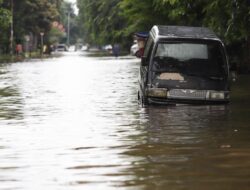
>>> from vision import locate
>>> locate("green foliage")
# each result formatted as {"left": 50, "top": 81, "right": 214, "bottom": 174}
{"left": 17, "top": 0, "right": 59, "bottom": 35}
{"left": 59, "top": 1, "right": 80, "bottom": 44}
{"left": 77, "top": 0, "right": 210, "bottom": 45}
{"left": 0, "top": 0, "right": 62, "bottom": 53}
{"left": 0, "top": 1, "right": 11, "bottom": 29}
{"left": 204, "top": 0, "right": 250, "bottom": 44}
{"left": 59, "top": 1, "right": 75, "bottom": 25}
{"left": 119, "top": 0, "right": 157, "bottom": 34}
{"left": 77, "top": 0, "right": 126, "bottom": 45}
{"left": 77, "top": 0, "right": 249, "bottom": 44}
{"left": 0, "top": 0, "right": 11, "bottom": 53}
{"left": 77, "top": 0, "right": 249, "bottom": 66}
{"left": 48, "top": 27, "right": 66, "bottom": 44}
{"left": 1, "top": 0, "right": 249, "bottom": 64}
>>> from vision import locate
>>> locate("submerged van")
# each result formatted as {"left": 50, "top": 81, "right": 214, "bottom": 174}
{"left": 138, "top": 26, "right": 230, "bottom": 105}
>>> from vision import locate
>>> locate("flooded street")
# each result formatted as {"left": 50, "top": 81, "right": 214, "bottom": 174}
{"left": 0, "top": 52, "right": 250, "bottom": 190}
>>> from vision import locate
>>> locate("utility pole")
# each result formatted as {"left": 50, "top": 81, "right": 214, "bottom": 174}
{"left": 67, "top": 12, "right": 70, "bottom": 46}
{"left": 10, "top": 0, "right": 14, "bottom": 56}
{"left": 40, "top": 32, "right": 44, "bottom": 57}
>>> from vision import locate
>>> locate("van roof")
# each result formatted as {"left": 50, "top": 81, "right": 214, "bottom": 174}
{"left": 151, "top": 25, "right": 220, "bottom": 41}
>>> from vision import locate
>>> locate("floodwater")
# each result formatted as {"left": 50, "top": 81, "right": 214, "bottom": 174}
{"left": 0, "top": 52, "right": 250, "bottom": 190}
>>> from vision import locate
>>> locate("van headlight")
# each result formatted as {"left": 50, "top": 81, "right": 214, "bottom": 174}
{"left": 208, "top": 91, "right": 229, "bottom": 100}
{"left": 147, "top": 88, "right": 168, "bottom": 98}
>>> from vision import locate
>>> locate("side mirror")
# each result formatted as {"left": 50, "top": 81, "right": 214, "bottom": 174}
{"left": 141, "top": 56, "right": 148, "bottom": 66}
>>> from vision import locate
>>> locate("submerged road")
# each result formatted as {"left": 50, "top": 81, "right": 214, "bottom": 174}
{"left": 0, "top": 51, "right": 250, "bottom": 190}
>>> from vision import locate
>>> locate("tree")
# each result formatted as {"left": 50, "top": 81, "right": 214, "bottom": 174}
{"left": 77, "top": 0, "right": 249, "bottom": 68}
{"left": 0, "top": 0, "right": 11, "bottom": 29}
{"left": 77, "top": 0, "right": 208, "bottom": 47}
{"left": 0, "top": 0, "right": 11, "bottom": 53}
{"left": 0, "top": 0, "right": 60, "bottom": 53}
{"left": 48, "top": 21, "right": 66, "bottom": 44}
{"left": 16, "top": 0, "right": 59, "bottom": 36}
{"left": 77, "top": 0, "right": 126, "bottom": 45}
{"left": 203, "top": 0, "right": 250, "bottom": 67}
{"left": 58, "top": 1, "right": 80, "bottom": 45}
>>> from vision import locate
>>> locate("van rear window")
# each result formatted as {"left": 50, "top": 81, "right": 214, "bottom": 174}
{"left": 155, "top": 43, "right": 208, "bottom": 61}
{"left": 153, "top": 41, "right": 227, "bottom": 78}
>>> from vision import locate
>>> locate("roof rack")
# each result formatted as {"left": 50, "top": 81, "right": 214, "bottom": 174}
{"left": 151, "top": 25, "right": 219, "bottom": 40}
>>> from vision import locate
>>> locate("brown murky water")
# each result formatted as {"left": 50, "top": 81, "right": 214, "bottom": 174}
{"left": 0, "top": 52, "right": 250, "bottom": 190}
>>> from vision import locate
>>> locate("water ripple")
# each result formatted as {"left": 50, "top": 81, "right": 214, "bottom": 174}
{"left": 0, "top": 53, "right": 249, "bottom": 189}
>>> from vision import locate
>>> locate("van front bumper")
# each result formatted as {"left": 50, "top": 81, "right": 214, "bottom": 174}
{"left": 146, "top": 88, "right": 230, "bottom": 104}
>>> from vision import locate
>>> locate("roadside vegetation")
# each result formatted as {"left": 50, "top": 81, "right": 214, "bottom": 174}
{"left": 0, "top": 0, "right": 80, "bottom": 62}
{"left": 77, "top": 0, "right": 250, "bottom": 72}
{"left": 0, "top": 0, "right": 249, "bottom": 71}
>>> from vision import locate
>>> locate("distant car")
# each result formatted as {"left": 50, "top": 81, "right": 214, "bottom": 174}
{"left": 130, "top": 43, "right": 139, "bottom": 55}
{"left": 81, "top": 45, "right": 88, "bottom": 51}
{"left": 104, "top": 44, "right": 112, "bottom": 51}
{"left": 68, "top": 45, "right": 76, "bottom": 52}
{"left": 103, "top": 44, "right": 113, "bottom": 54}
{"left": 55, "top": 44, "right": 68, "bottom": 52}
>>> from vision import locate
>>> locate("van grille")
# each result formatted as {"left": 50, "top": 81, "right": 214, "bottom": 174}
{"left": 168, "top": 89, "right": 207, "bottom": 100}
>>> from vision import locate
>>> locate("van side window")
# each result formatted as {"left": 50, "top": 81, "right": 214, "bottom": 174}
{"left": 143, "top": 36, "right": 153, "bottom": 61}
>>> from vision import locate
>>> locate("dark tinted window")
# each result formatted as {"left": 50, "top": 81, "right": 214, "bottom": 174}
{"left": 153, "top": 41, "right": 227, "bottom": 77}
{"left": 143, "top": 36, "right": 153, "bottom": 60}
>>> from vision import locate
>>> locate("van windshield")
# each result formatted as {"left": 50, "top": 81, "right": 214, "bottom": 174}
{"left": 153, "top": 41, "right": 227, "bottom": 78}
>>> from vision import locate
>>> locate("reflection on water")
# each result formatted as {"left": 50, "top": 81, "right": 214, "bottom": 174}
{"left": 0, "top": 66, "right": 24, "bottom": 121}
{"left": 122, "top": 105, "right": 248, "bottom": 190}
{"left": 0, "top": 52, "right": 250, "bottom": 190}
